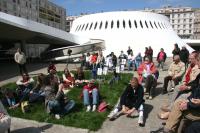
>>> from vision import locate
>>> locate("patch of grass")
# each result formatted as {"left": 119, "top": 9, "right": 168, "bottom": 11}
{"left": 2, "top": 72, "right": 132, "bottom": 131}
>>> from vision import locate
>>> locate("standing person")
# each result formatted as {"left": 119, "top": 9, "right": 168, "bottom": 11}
{"left": 127, "top": 46, "right": 133, "bottom": 55}
{"left": 157, "top": 48, "right": 167, "bottom": 71}
{"left": 172, "top": 43, "right": 180, "bottom": 57}
{"left": 135, "top": 53, "right": 143, "bottom": 70}
{"left": 85, "top": 53, "right": 91, "bottom": 70}
{"left": 108, "top": 77, "right": 144, "bottom": 126}
{"left": 144, "top": 47, "right": 149, "bottom": 60}
{"left": 180, "top": 46, "right": 189, "bottom": 70}
{"left": 14, "top": 48, "right": 28, "bottom": 75}
{"left": 148, "top": 46, "right": 153, "bottom": 62}
{"left": 119, "top": 51, "right": 127, "bottom": 70}
{"left": 127, "top": 52, "right": 135, "bottom": 71}
{"left": 0, "top": 101, "right": 11, "bottom": 133}
{"left": 96, "top": 51, "right": 105, "bottom": 69}
{"left": 80, "top": 53, "right": 86, "bottom": 69}
{"left": 111, "top": 52, "right": 117, "bottom": 68}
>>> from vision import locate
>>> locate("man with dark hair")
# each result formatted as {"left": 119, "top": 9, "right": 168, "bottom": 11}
{"left": 180, "top": 46, "right": 189, "bottom": 70}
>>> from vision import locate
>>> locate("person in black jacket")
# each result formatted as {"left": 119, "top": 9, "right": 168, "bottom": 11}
{"left": 172, "top": 43, "right": 180, "bottom": 57}
{"left": 108, "top": 77, "right": 144, "bottom": 126}
{"left": 179, "top": 46, "right": 189, "bottom": 70}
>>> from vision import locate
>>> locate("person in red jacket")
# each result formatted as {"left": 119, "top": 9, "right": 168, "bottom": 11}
{"left": 82, "top": 79, "right": 99, "bottom": 112}
{"left": 137, "top": 56, "right": 158, "bottom": 99}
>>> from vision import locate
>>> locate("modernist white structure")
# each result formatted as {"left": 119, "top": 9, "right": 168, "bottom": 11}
{"left": 71, "top": 11, "right": 194, "bottom": 57}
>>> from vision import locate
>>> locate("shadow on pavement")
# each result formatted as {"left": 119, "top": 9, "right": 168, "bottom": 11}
{"left": 144, "top": 104, "right": 153, "bottom": 126}
{"left": 12, "top": 124, "right": 53, "bottom": 133}
{"left": 0, "top": 62, "right": 49, "bottom": 82}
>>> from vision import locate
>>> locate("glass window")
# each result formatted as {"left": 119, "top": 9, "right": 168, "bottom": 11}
{"left": 145, "top": 21, "right": 148, "bottom": 28}
{"left": 78, "top": 25, "right": 82, "bottom": 31}
{"left": 158, "top": 22, "right": 162, "bottom": 29}
{"left": 189, "top": 30, "right": 191, "bottom": 33}
{"left": 140, "top": 20, "right": 143, "bottom": 28}
{"left": 94, "top": 22, "right": 98, "bottom": 30}
{"left": 81, "top": 24, "right": 85, "bottom": 31}
{"left": 134, "top": 20, "right": 137, "bottom": 28}
{"left": 85, "top": 23, "right": 89, "bottom": 30}
{"left": 154, "top": 21, "right": 158, "bottom": 29}
{"left": 149, "top": 21, "right": 153, "bottom": 28}
{"left": 89, "top": 23, "right": 93, "bottom": 30}
{"left": 111, "top": 20, "right": 114, "bottom": 29}
{"left": 128, "top": 20, "right": 131, "bottom": 28}
{"left": 123, "top": 20, "right": 125, "bottom": 28}
{"left": 75, "top": 25, "right": 79, "bottom": 31}
{"left": 105, "top": 21, "right": 108, "bottom": 29}
{"left": 117, "top": 20, "right": 120, "bottom": 28}
{"left": 99, "top": 21, "right": 103, "bottom": 29}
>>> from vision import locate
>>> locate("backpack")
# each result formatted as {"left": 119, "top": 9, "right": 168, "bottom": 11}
{"left": 98, "top": 101, "right": 109, "bottom": 112}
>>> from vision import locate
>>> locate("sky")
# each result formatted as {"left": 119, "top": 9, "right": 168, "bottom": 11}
{"left": 50, "top": 0, "right": 200, "bottom": 16}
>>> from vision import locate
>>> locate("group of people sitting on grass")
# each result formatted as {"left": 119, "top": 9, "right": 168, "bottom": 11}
{"left": 1, "top": 45, "right": 200, "bottom": 133}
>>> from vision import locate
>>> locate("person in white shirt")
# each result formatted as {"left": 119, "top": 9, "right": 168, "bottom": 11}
{"left": 14, "top": 48, "right": 27, "bottom": 75}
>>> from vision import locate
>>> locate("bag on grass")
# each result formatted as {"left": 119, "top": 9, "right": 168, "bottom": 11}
{"left": 98, "top": 101, "right": 109, "bottom": 112}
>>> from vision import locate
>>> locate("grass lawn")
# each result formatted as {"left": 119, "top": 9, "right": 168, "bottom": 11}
{"left": 1, "top": 71, "right": 133, "bottom": 131}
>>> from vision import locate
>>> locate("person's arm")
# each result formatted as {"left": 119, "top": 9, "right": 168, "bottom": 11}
{"left": 16, "top": 78, "right": 23, "bottom": 85}
{"left": 175, "top": 63, "right": 185, "bottom": 78}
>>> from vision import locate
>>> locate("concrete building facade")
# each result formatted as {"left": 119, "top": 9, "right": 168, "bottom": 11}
{"left": 143, "top": 6, "right": 195, "bottom": 39}
{"left": 0, "top": 0, "right": 66, "bottom": 30}
{"left": 193, "top": 10, "right": 200, "bottom": 39}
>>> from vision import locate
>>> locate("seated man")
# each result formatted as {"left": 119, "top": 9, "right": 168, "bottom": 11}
{"left": 82, "top": 79, "right": 99, "bottom": 112}
{"left": 0, "top": 101, "right": 11, "bottom": 133}
{"left": 137, "top": 56, "right": 158, "bottom": 99}
{"left": 108, "top": 77, "right": 144, "bottom": 126}
{"left": 153, "top": 53, "right": 200, "bottom": 133}
{"left": 161, "top": 52, "right": 200, "bottom": 112}
{"left": 74, "top": 67, "right": 88, "bottom": 86}
{"left": 44, "top": 75, "right": 75, "bottom": 119}
{"left": 162, "top": 55, "right": 185, "bottom": 94}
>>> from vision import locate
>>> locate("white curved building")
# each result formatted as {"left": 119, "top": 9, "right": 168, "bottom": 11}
{"left": 70, "top": 11, "right": 194, "bottom": 57}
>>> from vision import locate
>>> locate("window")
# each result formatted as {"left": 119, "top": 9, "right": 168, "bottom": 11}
{"left": 134, "top": 20, "right": 137, "bottom": 28}
{"left": 172, "top": 14, "right": 174, "bottom": 18}
{"left": 183, "top": 30, "right": 186, "bottom": 33}
{"left": 177, "top": 30, "right": 180, "bottom": 33}
{"left": 123, "top": 20, "right": 125, "bottom": 28}
{"left": 183, "top": 25, "right": 186, "bottom": 28}
{"left": 178, "top": 25, "right": 180, "bottom": 28}
{"left": 149, "top": 21, "right": 153, "bottom": 28}
{"left": 172, "top": 20, "right": 174, "bottom": 23}
{"left": 85, "top": 23, "right": 89, "bottom": 30}
{"left": 81, "top": 24, "right": 85, "bottom": 31}
{"left": 154, "top": 21, "right": 158, "bottom": 29}
{"left": 178, "top": 20, "right": 180, "bottom": 23}
{"left": 75, "top": 25, "right": 79, "bottom": 31}
{"left": 111, "top": 20, "right": 114, "bottom": 29}
{"left": 77, "top": 25, "right": 81, "bottom": 31}
{"left": 158, "top": 22, "right": 162, "bottom": 29}
{"left": 94, "top": 22, "right": 98, "bottom": 30}
{"left": 145, "top": 21, "right": 148, "bottom": 28}
{"left": 117, "top": 20, "right": 120, "bottom": 28}
{"left": 140, "top": 20, "right": 143, "bottom": 28}
{"left": 128, "top": 20, "right": 131, "bottom": 28}
{"left": 99, "top": 21, "right": 102, "bottom": 29}
{"left": 189, "top": 24, "right": 192, "bottom": 28}
{"left": 89, "top": 23, "right": 93, "bottom": 30}
{"left": 105, "top": 21, "right": 108, "bottom": 29}
{"left": 183, "top": 19, "right": 186, "bottom": 22}
{"left": 189, "top": 30, "right": 191, "bottom": 33}
{"left": 189, "top": 19, "right": 192, "bottom": 22}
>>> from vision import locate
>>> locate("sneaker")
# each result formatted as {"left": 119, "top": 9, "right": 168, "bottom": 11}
{"left": 86, "top": 105, "right": 91, "bottom": 112}
{"left": 138, "top": 116, "right": 144, "bottom": 126}
{"left": 55, "top": 114, "right": 60, "bottom": 119}
{"left": 92, "top": 105, "right": 96, "bottom": 112}
{"left": 108, "top": 108, "right": 118, "bottom": 118}
{"left": 149, "top": 96, "right": 153, "bottom": 100}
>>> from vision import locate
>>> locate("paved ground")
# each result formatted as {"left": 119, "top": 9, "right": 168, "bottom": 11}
{"left": 0, "top": 59, "right": 172, "bottom": 133}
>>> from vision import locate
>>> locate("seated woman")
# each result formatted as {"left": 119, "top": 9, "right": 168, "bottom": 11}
{"left": 59, "top": 68, "right": 75, "bottom": 94}
{"left": 44, "top": 75, "right": 75, "bottom": 119}
{"left": 0, "top": 101, "right": 11, "bottom": 133}
{"left": 82, "top": 80, "right": 99, "bottom": 112}
{"left": 29, "top": 73, "right": 46, "bottom": 103}
{"left": 11, "top": 73, "right": 34, "bottom": 108}
{"left": 108, "top": 77, "right": 144, "bottom": 126}
{"left": 74, "top": 67, "right": 88, "bottom": 86}
{"left": 137, "top": 56, "right": 158, "bottom": 100}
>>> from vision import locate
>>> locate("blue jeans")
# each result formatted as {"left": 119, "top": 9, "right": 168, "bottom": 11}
{"left": 83, "top": 89, "right": 99, "bottom": 106}
{"left": 48, "top": 100, "right": 75, "bottom": 115}
{"left": 135, "top": 61, "right": 142, "bottom": 70}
